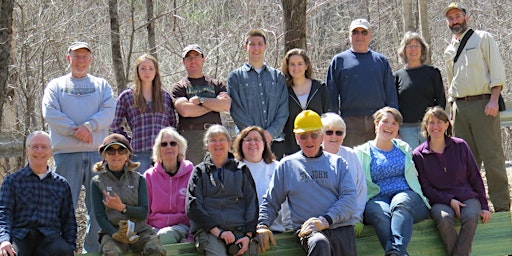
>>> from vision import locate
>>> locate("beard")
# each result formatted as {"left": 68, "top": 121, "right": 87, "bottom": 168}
{"left": 449, "top": 19, "right": 468, "bottom": 34}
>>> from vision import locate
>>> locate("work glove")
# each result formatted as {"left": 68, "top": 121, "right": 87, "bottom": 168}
{"left": 354, "top": 222, "right": 364, "bottom": 237}
{"left": 256, "top": 224, "right": 276, "bottom": 253}
{"left": 112, "top": 220, "right": 140, "bottom": 244}
{"left": 298, "top": 216, "right": 329, "bottom": 238}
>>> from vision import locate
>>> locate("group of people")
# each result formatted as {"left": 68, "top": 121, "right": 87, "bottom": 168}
{"left": 0, "top": 2, "right": 509, "bottom": 256}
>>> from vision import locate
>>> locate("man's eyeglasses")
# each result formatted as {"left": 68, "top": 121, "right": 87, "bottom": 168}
{"left": 351, "top": 30, "right": 368, "bottom": 36}
{"left": 299, "top": 132, "right": 320, "bottom": 140}
{"left": 160, "top": 141, "right": 178, "bottom": 147}
{"left": 29, "top": 145, "right": 50, "bottom": 151}
{"left": 105, "top": 147, "right": 128, "bottom": 155}
{"left": 325, "top": 130, "right": 344, "bottom": 136}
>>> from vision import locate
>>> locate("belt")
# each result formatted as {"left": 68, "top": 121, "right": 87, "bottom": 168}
{"left": 179, "top": 123, "right": 216, "bottom": 130}
{"left": 455, "top": 94, "right": 490, "bottom": 101}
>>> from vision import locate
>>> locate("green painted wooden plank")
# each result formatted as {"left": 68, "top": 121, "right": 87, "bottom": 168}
{"left": 81, "top": 212, "right": 512, "bottom": 256}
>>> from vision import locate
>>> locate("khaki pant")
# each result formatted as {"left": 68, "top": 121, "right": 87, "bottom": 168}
{"left": 101, "top": 225, "right": 166, "bottom": 256}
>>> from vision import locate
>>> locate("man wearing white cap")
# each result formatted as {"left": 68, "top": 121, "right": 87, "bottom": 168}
{"left": 443, "top": 3, "right": 510, "bottom": 212}
{"left": 257, "top": 110, "right": 357, "bottom": 256}
{"left": 172, "top": 44, "right": 231, "bottom": 164}
{"left": 42, "top": 41, "right": 115, "bottom": 253}
{"left": 326, "top": 18, "right": 397, "bottom": 147}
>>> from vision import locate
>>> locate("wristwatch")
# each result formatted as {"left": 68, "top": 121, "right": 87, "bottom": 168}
{"left": 199, "top": 97, "right": 205, "bottom": 105}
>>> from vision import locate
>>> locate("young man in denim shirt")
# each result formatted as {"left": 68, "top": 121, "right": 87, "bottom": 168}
{"left": 227, "top": 29, "right": 289, "bottom": 159}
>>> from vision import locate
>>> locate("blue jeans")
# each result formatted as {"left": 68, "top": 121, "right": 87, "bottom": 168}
{"left": 54, "top": 152, "right": 101, "bottom": 253}
{"left": 364, "top": 190, "right": 429, "bottom": 255}
{"left": 132, "top": 151, "right": 153, "bottom": 174}
{"left": 399, "top": 124, "right": 423, "bottom": 150}
{"left": 430, "top": 199, "right": 481, "bottom": 256}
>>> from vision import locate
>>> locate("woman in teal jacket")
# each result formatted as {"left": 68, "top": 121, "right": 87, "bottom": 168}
{"left": 355, "top": 107, "right": 429, "bottom": 256}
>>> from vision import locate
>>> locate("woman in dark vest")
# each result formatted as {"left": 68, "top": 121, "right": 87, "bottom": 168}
{"left": 91, "top": 133, "right": 165, "bottom": 255}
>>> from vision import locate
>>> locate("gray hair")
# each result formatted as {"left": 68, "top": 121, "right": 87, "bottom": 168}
{"left": 203, "top": 124, "right": 231, "bottom": 147}
{"left": 25, "top": 131, "right": 51, "bottom": 147}
{"left": 397, "top": 31, "right": 429, "bottom": 64}
{"left": 321, "top": 113, "right": 347, "bottom": 139}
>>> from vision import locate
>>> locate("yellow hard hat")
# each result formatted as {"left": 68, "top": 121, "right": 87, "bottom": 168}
{"left": 293, "top": 110, "right": 324, "bottom": 133}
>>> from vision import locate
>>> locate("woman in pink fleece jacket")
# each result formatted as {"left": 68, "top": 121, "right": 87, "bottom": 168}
{"left": 144, "top": 127, "right": 194, "bottom": 244}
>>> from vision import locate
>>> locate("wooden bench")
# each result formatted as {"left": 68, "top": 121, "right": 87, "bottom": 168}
{"left": 82, "top": 211, "right": 512, "bottom": 255}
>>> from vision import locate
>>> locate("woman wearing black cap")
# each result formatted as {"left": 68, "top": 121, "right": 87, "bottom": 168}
{"left": 90, "top": 133, "right": 165, "bottom": 255}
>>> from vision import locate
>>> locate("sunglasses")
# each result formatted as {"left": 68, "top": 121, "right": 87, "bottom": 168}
{"left": 160, "top": 141, "right": 178, "bottom": 147}
{"left": 299, "top": 132, "right": 320, "bottom": 140}
{"left": 351, "top": 30, "right": 368, "bottom": 36}
{"left": 105, "top": 147, "right": 128, "bottom": 155}
{"left": 325, "top": 130, "right": 344, "bottom": 136}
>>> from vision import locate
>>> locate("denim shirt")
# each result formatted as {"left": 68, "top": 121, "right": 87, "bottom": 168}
{"left": 227, "top": 63, "right": 288, "bottom": 139}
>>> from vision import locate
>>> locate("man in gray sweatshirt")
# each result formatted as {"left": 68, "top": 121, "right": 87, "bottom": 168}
{"left": 257, "top": 110, "right": 358, "bottom": 256}
{"left": 42, "top": 42, "right": 115, "bottom": 253}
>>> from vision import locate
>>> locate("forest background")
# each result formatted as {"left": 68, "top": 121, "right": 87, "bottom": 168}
{"left": 1, "top": 0, "right": 512, "bottom": 172}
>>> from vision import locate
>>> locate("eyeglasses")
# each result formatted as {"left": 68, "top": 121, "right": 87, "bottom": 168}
{"left": 299, "top": 132, "right": 320, "bottom": 140}
{"left": 351, "top": 30, "right": 368, "bottom": 36}
{"left": 209, "top": 138, "right": 228, "bottom": 144}
{"left": 405, "top": 45, "right": 421, "bottom": 49}
{"left": 29, "top": 145, "right": 50, "bottom": 151}
{"left": 243, "top": 137, "right": 263, "bottom": 143}
{"left": 160, "top": 141, "right": 178, "bottom": 147}
{"left": 325, "top": 130, "right": 344, "bottom": 136}
{"left": 105, "top": 147, "right": 128, "bottom": 155}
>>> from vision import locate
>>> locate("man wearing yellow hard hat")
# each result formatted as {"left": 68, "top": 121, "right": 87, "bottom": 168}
{"left": 256, "top": 110, "right": 358, "bottom": 256}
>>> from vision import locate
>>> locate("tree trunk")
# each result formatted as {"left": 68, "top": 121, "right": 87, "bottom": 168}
{"left": 0, "top": 0, "right": 14, "bottom": 133}
{"left": 109, "top": 0, "right": 126, "bottom": 93}
{"left": 418, "top": 0, "right": 431, "bottom": 64}
{"left": 281, "top": 0, "right": 307, "bottom": 52}
{"left": 146, "top": 0, "right": 157, "bottom": 58}
{"left": 402, "top": 0, "right": 414, "bottom": 32}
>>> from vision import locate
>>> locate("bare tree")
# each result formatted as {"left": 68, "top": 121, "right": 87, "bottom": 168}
{"left": 281, "top": 0, "right": 307, "bottom": 52}
{"left": 109, "top": 0, "right": 127, "bottom": 92}
{"left": 402, "top": 0, "right": 414, "bottom": 32}
{"left": 146, "top": 0, "right": 157, "bottom": 57}
{"left": 418, "top": 0, "right": 431, "bottom": 64}
{"left": 0, "top": 0, "right": 14, "bottom": 133}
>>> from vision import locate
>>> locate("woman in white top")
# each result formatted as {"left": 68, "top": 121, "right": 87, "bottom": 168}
{"left": 234, "top": 126, "right": 291, "bottom": 232}
{"left": 320, "top": 113, "right": 367, "bottom": 235}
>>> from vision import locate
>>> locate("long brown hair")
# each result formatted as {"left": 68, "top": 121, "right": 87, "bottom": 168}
{"left": 132, "top": 54, "right": 164, "bottom": 113}
{"left": 421, "top": 106, "right": 453, "bottom": 139}
{"left": 233, "top": 126, "right": 275, "bottom": 164}
{"left": 281, "top": 48, "right": 313, "bottom": 88}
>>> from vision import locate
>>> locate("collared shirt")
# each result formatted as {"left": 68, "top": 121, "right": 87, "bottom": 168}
{"left": 227, "top": 63, "right": 288, "bottom": 139}
{"left": 444, "top": 29, "right": 506, "bottom": 99}
{"left": 111, "top": 88, "right": 177, "bottom": 152}
{"left": 0, "top": 165, "right": 77, "bottom": 249}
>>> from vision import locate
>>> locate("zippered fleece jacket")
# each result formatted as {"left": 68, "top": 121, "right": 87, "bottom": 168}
{"left": 186, "top": 153, "right": 258, "bottom": 235}
{"left": 144, "top": 160, "right": 194, "bottom": 229}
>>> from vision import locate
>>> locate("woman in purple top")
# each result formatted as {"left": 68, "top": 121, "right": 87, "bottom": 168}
{"left": 111, "top": 54, "right": 177, "bottom": 172}
{"left": 412, "top": 106, "right": 491, "bottom": 256}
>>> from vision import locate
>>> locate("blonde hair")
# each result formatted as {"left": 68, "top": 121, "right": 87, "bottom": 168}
{"left": 152, "top": 127, "right": 188, "bottom": 163}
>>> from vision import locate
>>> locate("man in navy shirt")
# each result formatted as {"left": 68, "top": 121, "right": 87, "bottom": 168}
{"left": 326, "top": 18, "right": 397, "bottom": 147}
{"left": 0, "top": 131, "right": 76, "bottom": 255}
